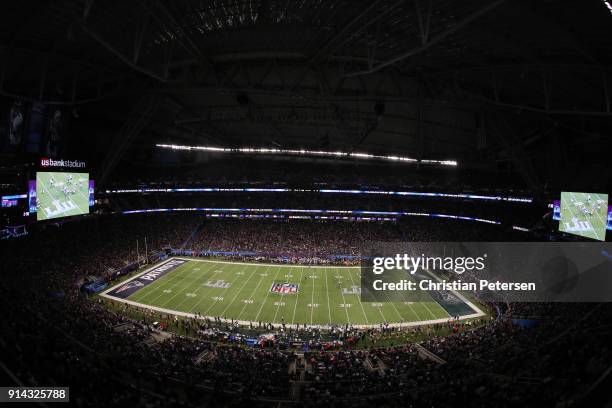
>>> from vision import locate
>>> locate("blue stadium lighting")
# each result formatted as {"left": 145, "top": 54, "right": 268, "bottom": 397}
{"left": 155, "top": 143, "right": 458, "bottom": 166}
{"left": 120, "top": 207, "right": 502, "bottom": 225}
{"left": 1, "top": 193, "right": 27, "bottom": 200}
{"left": 105, "top": 187, "right": 533, "bottom": 203}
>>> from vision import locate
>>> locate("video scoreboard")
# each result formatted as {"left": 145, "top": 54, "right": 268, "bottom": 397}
{"left": 24, "top": 158, "right": 94, "bottom": 221}
{"left": 555, "top": 192, "right": 609, "bottom": 241}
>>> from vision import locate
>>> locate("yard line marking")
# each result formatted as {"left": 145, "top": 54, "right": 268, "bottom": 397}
{"left": 404, "top": 298, "right": 421, "bottom": 321}
{"left": 309, "top": 268, "right": 316, "bottom": 325}
{"left": 189, "top": 265, "right": 234, "bottom": 313}
{"left": 420, "top": 300, "right": 439, "bottom": 319}
{"left": 219, "top": 264, "right": 261, "bottom": 316}
{"left": 272, "top": 291, "right": 287, "bottom": 324}
{"left": 562, "top": 192, "right": 607, "bottom": 241}
{"left": 345, "top": 266, "right": 368, "bottom": 325}
{"left": 386, "top": 296, "right": 406, "bottom": 323}
{"left": 589, "top": 193, "right": 607, "bottom": 240}
{"left": 290, "top": 267, "right": 304, "bottom": 325}
{"left": 131, "top": 261, "right": 204, "bottom": 303}
{"left": 38, "top": 173, "right": 90, "bottom": 218}
{"left": 156, "top": 261, "right": 220, "bottom": 307}
{"left": 172, "top": 263, "right": 227, "bottom": 309}
{"left": 373, "top": 267, "right": 405, "bottom": 323}
{"left": 403, "top": 242, "right": 447, "bottom": 321}
{"left": 272, "top": 267, "right": 295, "bottom": 323}
{"left": 323, "top": 267, "right": 332, "bottom": 324}
{"left": 235, "top": 264, "right": 273, "bottom": 320}
{"left": 102, "top": 258, "right": 486, "bottom": 329}
{"left": 72, "top": 176, "right": 91, "bottom": 214}
{"left": 199, "top": 263, "right": 248, "bottom": 316}
{"left": 254, "top": 265, "right": 283, "bottom": 322}
{"left": 566, "top": 192, "right": 594, "bottom": 239}
{"left": 336, "top": 268, "right": 353, "bottom": 325}
{"left": 151, "top": 261, "right": 218, "bottom": 306}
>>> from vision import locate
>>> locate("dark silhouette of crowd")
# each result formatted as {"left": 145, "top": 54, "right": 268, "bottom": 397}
{"left": 0, "top": 213, "right": 609, "bottom": 407}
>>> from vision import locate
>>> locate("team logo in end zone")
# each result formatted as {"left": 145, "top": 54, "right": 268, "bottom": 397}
{"left": 270, "top": 282, "right": 299, "bottom": 294}
{"left": 106, "top": 259, "right": 186, "bottom": 299}
{"left": 115, "top": 280, "right": 145, "bottom": 293}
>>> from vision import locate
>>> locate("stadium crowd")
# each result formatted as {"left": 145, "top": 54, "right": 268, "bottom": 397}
{"left": 0, "top": 214, "right": 609, "bottom": 407}
{"left": 105, "top": 191, "right": 539, "bottom": 227}
{"left": 190, "top": 219, "right": 402, "bottom": 257}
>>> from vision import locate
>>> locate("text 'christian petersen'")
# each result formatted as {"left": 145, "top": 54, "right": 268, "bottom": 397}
{"left": 371, "top": 279, "right": 536, "bottom": 292}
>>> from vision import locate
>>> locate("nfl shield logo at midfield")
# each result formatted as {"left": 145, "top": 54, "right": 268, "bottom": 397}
{"left": 270, "top": 282, "right": 299, "bottom": 294}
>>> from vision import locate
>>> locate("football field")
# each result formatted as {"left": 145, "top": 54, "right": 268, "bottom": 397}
{"left": 102, "top": 258, "right": 483, "bottom": 327}
{"left": 559, "top": 192, "right": 608, "bottom": 241}
{"left": 36, "top": 171, "right": 90, "bottom": 221}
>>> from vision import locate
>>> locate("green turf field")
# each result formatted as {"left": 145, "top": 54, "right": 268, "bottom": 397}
{"left": 559, "top": 192, "right": 608, "bottom": 241}
{"left": 102, "top": 258, "right": 483, "bottom": 327}
{"left": 36, "top": 171, "right": 90, "bottom": 221}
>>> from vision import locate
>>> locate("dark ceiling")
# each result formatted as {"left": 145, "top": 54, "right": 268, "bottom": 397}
{"left": 1, "top": 0, "right": 611, "bottom": 191}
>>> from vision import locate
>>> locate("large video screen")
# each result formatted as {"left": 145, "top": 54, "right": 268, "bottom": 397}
{"left": 36, "top": 172, "right": 90, "bottom": 221}
{"left": 559, "top": 192, "right": 608, "bottom": 241}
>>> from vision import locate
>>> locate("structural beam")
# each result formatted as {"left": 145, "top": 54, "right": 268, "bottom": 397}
{"left": 346, "top": 0, "right": 507, "bottom": 77}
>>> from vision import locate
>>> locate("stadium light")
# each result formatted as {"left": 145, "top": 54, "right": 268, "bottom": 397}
{"left": 155, "top": 144, "right": 458, "bottom": 167}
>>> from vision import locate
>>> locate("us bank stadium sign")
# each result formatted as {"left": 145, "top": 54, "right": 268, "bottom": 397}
{"left": 105, "top": 259, "right": 186, "bottom": 299}
{"left": 40, "top": 157, "right": 86, "bottom": 169}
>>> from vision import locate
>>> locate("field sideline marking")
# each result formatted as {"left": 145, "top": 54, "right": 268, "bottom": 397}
{"left": 101, "top": 257, "right": 486, "bottom": 329}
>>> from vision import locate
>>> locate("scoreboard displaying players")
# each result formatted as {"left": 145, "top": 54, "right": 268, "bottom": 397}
{"left": 22, "top": 158, "right": 95, "bottom": 222}
{"left": 35, "top": 172, "right": 90, "bottom": 221}
{"left": 558, "top": 192, "right": 608, "bottom": 241}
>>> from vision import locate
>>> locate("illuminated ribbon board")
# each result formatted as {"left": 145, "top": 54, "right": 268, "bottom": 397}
{"left": 120, "top": 207, "right": 502, "bottom": 225}
{"left": 104, "top": 187, "right": 532, "bottom": 203}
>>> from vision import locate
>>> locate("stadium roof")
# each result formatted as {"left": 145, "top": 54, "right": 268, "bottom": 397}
{"left": 1, "top": 0, "right": 611, "bottom": 191}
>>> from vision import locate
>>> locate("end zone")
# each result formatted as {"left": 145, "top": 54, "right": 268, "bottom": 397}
{"left": 102, "top": 258, "right": 187, "bottom": 299}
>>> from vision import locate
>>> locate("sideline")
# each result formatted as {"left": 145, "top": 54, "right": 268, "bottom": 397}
{"left": 100, "top": 257, "right": 486, "bottom": 329}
